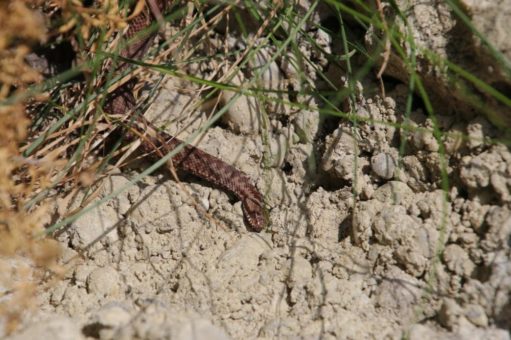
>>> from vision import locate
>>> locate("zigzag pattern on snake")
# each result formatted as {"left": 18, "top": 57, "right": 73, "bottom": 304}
{"left": 104, "top": 1, "right": 266, "bottom": 231}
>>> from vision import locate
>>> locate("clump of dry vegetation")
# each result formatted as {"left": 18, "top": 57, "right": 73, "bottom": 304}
{"left": 0, "top": 0, "right": 61, "bottom": 333}
{"left": 0, "top": 0, "right": 141, "bottom": 332}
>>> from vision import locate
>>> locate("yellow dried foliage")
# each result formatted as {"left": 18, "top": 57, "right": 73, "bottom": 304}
{"left": 0, "top": 0, "right": 62, "bottom": 334}
{"left": 0, "top": 47, "right": 43, "bottom": 97}
{"left": 1, "top": 0, "right": 144, "bottom": 333}
{"left": 54, "top": 0, "right": 128, "bottom": 49}
{"left": 0, "top": 0, "right": 46, "bottom": 51}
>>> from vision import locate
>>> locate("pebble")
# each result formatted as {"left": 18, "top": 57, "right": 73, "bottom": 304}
{"left": 221, "top": 73, "right": 261, "bottom": 134}
{"left": 464, "top": 304, "right": 488, "bottom": 328}
{"left": 371, "top": 153, "right": 396, "bottom": 179}
{"left": 87, "top": 267, "right": 123, "bottom": 298}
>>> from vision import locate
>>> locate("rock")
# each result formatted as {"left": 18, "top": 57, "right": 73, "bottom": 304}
{"left": 221, "top": 72, "right": 262, "bottom": 134}
{"left": 321, "top": 127, "right": 370, "bottom": 186}
{"left": 87, "top": 267, "right": 123, "bottom": 299}
{"left": 371, "top": 152, "right": 396, "bottom": 179}
{"left": 251, "top": 48, "right": 282, "bottom": 92}
{"left": 267, "top": 133, "right": 289, "bottom": 168}
{"left": 464, "top": 304, "right": 488, "bottom": 328}
{"left": 69, "top": 204, "right": 120, "bottom": 249}
{"left": 439, "top": 298, "right": 463, "bottom": 330}
{"left": 293, "top": 109, "right": 320, "bottom": 143}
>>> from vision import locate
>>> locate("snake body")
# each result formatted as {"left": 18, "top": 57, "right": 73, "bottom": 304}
{"left": 105, "top": 1, "right": 265, "bottom": 231}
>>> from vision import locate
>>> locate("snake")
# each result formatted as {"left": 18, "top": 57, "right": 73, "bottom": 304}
{"left": 104, "top": 1, "right": 266, "bottom": 232}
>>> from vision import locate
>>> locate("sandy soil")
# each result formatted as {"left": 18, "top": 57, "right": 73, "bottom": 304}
{"left": 6, "top": 0, "right": 511, "bottom": 339}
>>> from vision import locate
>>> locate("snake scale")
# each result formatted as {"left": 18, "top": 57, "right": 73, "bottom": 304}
{"left": 105, "top": 1, "right": 266, "bottom": 231}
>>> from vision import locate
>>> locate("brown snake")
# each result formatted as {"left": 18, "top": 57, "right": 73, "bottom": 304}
{"left": 105, "top": 1, "right": 266, "bottom": 231}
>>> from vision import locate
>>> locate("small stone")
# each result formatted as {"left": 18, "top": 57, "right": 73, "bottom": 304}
{"left": 464, "top": 304, "right": 488, "bottom": 327}
{"left": 466, "top": 117, "right": 488, "bottom": 149}
{"left": 438, "top": 298, "right": 463, "bottom": 330}
{"left": 444, "top": 124, "right": 465, "bottom": 155}
{"left": 70, "top": 203, "right": 120, "bottom": 249}
{"left": 383, "top": 97, "right": 396, "bottom": 109}
{"left": 293, "top": 110, "right": 319, "bottom": 143}
{"left": 491, "top": 173, "right": 511, "bottom": 202}
{"left": 87, "top": 267, "right": 123, "bottom": 298}
{"left": 221, "top": 73, "right": 261, "bottom": 134}
{"left": 268, "top": 133, "right": 289, "bottom": 168}
{"left": 252, "top": 49, "right": 282, "bottom": 91}
{"left": 371, "top": 153, "right": 396, "bottom": 179}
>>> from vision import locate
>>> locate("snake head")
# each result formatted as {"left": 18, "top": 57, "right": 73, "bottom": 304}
{"left": 241, "top": 193, "right": 267, "bottom": 232}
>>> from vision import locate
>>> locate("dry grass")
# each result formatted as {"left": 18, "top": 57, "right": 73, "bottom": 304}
{"left": 0, "top": 0, "right": 63, "bottom": 334}
{"left": 0, "top": 1, "right": 155, "bottom": 332}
